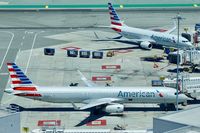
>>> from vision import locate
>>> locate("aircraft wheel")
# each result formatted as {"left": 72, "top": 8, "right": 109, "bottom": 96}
{"left": 160, "top": 103, "right": 175, "bottom": 111}
{"left": 181, "top": 102, "right": 187, "bottom": 106}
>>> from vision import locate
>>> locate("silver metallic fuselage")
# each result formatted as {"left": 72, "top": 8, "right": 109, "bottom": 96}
{"left": 14, "top": 87, "right": 188, "bottom": 104}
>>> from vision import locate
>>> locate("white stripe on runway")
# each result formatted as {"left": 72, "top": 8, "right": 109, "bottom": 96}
{"left": 0, "top": 31, "right": 14, "bottom": 70}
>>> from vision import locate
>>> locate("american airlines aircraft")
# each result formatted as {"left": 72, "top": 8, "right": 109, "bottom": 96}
{"left": 101, "top": 3, "right": 193, "bottom": 50}
{"left": 5, "top": 63, "right": 189, "bottom": 113}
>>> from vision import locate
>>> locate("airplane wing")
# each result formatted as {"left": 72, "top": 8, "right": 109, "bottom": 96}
{"left": 152, "top": 21, "right": 177, "bottom": 34}
{"left": 77, "top": 70, "right": 97, "bottom": 87}
{"left": 93, "top": 37, "right": 156, "bottom": 44}
{"left": 164, "top": 26, "right": 176, "bottom": 34}
{"left": 165, "top": 20, "right": 177, "bottom": 34}
{"left": 93, "top": 31, "right": 156, "bottom": 44}
{"left": 72, "top": 98, "right": 122, "bottom": 110}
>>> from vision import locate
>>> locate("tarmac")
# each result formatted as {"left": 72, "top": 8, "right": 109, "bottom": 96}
{"left": 0, "top": 0, "right": 200, "bottom": 10}
{"left": 0, "top": 8, "right": 199, "bottom": 132}
{"left": 0, "top": 29, "right": 172, "bottom": 131}
{"left": 1, "top": 0, "right": 199, "bottom": 5}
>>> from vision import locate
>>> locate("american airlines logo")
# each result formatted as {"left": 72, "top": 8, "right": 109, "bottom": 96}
{"left": 156, "top": 90, "right": 164, "bottom": 97}
{"left": 151, "top": 35, "right": 175, "bottom": 43}
{"left": 118, "top": 91, "right": 155, "bottom": 98}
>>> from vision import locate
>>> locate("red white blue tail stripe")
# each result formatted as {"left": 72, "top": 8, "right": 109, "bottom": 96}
{"left": 156, "top": 90, "right": 164, "bottom": 97}
{"left": 108, "top": 3, "right": 122, "bottom": 32}
{"left": 7, "top": 63, "right": 40, "bottom": 97}
{"left": 7, "top": 63, "right": 33, "bottom": 86}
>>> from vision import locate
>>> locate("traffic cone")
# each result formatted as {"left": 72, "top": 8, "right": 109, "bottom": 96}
{"left": 153, "top": 62, "right": 159, "bottom": 68}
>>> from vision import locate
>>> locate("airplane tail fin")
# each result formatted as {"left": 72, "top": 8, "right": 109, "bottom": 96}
{"left": 108, "top": 3, "right": 124, "bottom": 32}
{"left": 7, "top": 63, "right": 37, "bottom": 91}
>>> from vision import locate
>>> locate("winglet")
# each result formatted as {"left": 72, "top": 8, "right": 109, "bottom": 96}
{"left": 165, "top": 20, "right": 177, "bottom": 34}
{"left": 77, "top": 70, "right": 97, "bottom": 87}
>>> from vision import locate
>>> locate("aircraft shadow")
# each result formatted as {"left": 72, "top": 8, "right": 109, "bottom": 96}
{"left": 187, "top": 100, "right": 200, "bottom": 104}
{"left": 8, "top": 104, "right": 87, "bottom": 112}
{"left": 8, "top": 104, "right": 179, "bottom": 112}
{"left": 75, "top": 113, "right": 105, "bottom": 127}
{"left": 140, "top": 56, "right": 165, "bottom": 63}
{"left": 97, "top": 40, "right": 165, "bottom": 51}
{"left": 98, "top": 45, "right": 164, "bottom": 51}
{"left": 8, "top": 104, "right": 187, "bottom": 127}
{"left": 168, "top": 68, "right": 200, "bottom": 73}
{"left": 8, "top": 104, "right": 181, "bottom": 113}
{"left": 75, "top": 111, "right": 124, "bottom": 127}
{"left": 75, "top": 106, "right": 180, "bottom": 127}
{"left": 125, "top": 107, "right": 163, "bottom": 111}
{"left": 98, "top": 46, "right": 140, "bottom": 51}
{"left": 167, "top": 68, "right": 184, "bottom": 73}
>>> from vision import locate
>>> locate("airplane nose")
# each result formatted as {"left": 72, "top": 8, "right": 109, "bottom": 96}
{"left": 4, "top": 88, "right": 13, "bottom": 94}
{"left": 178, "top": 94, "right": 190, "bottom": 102}
{"left": 188, "top": 42, "right": 194, "bottom": 48}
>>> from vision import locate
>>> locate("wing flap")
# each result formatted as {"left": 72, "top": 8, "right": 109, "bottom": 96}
{"left": 73, "top": 98, "right": 122, "bottom": 110}
{"left": 79, "top": 101, "right": 109, "bottom": 110}
{"left": 93, "top": 38, "right": 156, "bottom": 44}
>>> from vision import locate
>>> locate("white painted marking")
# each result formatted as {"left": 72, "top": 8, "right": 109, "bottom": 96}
{"left": 0, "top": 73, "right": 8, "bottom": 75}
{"left": 25, "top": 31, "right": 44, "bottom": 74}
{"left": 27, "top": 31, "right": 34, "bottom": 34}
{"left": 22, "top": 36, "right": 25, "bottom": 40}
{"left": 15, "top": 49, "right": 21, "bottom": 61}
{"left": 0, "top": 31, "right": 14, "bottom": 70}
{"left": 21, "top": 42, "right": 23, "bottom": 46}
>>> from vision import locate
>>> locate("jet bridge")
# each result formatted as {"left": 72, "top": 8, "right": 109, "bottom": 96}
{"left": 162, "top": 75, "right": 200, "bottom": 99}
{"left": 168, "top": 49, "right": 200, "bottom": 73}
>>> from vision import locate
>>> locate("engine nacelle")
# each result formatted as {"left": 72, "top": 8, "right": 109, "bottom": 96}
{"left": 140, "top": 41, "right": 153, "bottom": 50}
{"left": 103, "top": 104, "right": 124, "bottom": 113}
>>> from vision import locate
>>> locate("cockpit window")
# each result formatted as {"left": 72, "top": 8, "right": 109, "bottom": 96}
{"left": 182, "top": 40, "right": 189, "bottom": 42}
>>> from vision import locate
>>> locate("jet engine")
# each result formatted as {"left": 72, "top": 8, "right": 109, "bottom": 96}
{"left": 103, "top": 104, "right": 124, "bottom": 113}
{"left": 140, "top": 41, "right": 153, "bottom": 50}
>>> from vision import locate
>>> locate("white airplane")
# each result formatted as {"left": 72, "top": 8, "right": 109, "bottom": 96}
{"left": 98, "top": 3, "right": 193, "bottom": 50}
{"left": 5, "top": 63, "right": 189, "bottom": 113}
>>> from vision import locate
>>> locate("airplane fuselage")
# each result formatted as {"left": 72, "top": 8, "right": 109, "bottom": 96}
{"left": 116, "top": 25, "right": 192, "bottom": 49}
{"left": 108, "top": 2, "right": 193, "bottom": 50}
{"left": 14, "top": 87, "right": 187, "bottom": 104}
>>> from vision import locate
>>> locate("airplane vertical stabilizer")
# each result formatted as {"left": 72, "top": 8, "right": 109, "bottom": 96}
{"left": 7, "top": 63, "right": 37, "bottom": 90}
{"left": 108, "top": 3, "right": 124, "bottom": 33}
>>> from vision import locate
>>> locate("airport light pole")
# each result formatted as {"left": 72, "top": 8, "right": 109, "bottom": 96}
{"left": 173, "top": 14, "right": 184, "bottom": 111}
